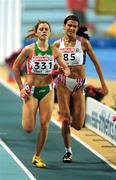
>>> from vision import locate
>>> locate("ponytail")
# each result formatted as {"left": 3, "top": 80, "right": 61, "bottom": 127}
{"left": 77, "top": 26, "right": 90, "bottom": 40}
{"left": 25, "top": 27, "right": 37, "bottom": 39}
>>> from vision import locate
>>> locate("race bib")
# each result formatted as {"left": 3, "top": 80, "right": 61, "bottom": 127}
{"left": 60, "top": 48, "right": 82, "bottom": 65}
{"left": 30, "top": 55, "right": 54, "bottom": 74}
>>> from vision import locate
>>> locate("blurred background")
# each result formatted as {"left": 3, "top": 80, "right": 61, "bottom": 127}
{"left": 0, "top": 0, "right": 116, "bottom": 80}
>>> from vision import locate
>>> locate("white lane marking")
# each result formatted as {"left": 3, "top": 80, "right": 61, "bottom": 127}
{"left": 0, "top": 78, "right": 36, "bottom": 180}
{"left": 51, "top": 118, "right": 116, "bottom": 170}
{"left": 1, "top": 77, "right": 116, "bottom": 171}
{"left": 0, "top": 139, "right": 36, "bottom": 180}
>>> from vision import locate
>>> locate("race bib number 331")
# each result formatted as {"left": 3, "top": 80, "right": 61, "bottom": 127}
{"left": 31, "top": 56, "right": 54, "bottom": 74}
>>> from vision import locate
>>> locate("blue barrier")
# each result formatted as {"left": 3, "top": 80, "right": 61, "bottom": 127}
{"left": 23, "top": 37, "right": 116, "bottom": 48}
{"left": 90, "top": 37, "right": 116, "bottom": 48}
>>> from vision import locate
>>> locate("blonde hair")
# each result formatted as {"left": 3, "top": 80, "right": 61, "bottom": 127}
{"left": 25, "top": 20, "right": 51, "bottom": 39}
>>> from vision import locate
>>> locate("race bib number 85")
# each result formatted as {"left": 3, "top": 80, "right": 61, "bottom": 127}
{"left": 61, "top": 47, "right": 82, "bottom": 65}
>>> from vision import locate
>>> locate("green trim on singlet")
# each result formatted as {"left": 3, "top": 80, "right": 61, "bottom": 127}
{"left": 32, "top": 85, "right": 52, "bottom": 100}
{"left": 34, "top": 41, "right": 52, "bottom": 56}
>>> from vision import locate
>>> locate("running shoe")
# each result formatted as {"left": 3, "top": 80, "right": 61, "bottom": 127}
{"left": 32, "top": 155, "right": 46, "bottom": 168}
{"left": 63, "top": 152, "right": 72, "bottom": 163}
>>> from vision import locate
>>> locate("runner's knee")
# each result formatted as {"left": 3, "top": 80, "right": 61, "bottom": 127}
{"left": 62, "top": 118, "right": 70, "bottom": 125}
{"left": 40, "top": 121, "right": 49, "bottom": 130}
{"left": 60, "top": 112, "right": 70, "bottom": 121}
{"left": 22, "top": 122, "right": 34, "bottom": 133}
{"left": 72, "top": 115, "right": 84, "bottom": 130}
{"left": 74, "top": 125, "right": 82, "bottom": 130}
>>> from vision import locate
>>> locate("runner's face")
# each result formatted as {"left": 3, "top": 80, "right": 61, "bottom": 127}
{"left": 64, "top": 20, "right": 79, "bottom": 37}
{"left": 36, "top": 23, "right": 50, "bottom": 40}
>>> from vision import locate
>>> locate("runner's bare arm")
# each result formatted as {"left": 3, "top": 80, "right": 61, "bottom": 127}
{"left": 83, "top": 39, "right": 108, "bottom": 95}
{"left": 12, "top": 45, "right": 31, "bottom": 90}
{"left": 52, "top": 45, "right": 70, "bottom": 76}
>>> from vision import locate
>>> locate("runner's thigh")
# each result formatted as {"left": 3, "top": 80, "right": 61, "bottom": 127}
{"left": 39, "top": 89, "right": 54, "bottom": 125}
{"left": 57, "top": 82, "right": 71, "bottom": 119}
{"left": 71, "top": 88, "right": 85, "bottom": 129}
{"left": 22, "top": 95, "right": 38, "bottom": 130}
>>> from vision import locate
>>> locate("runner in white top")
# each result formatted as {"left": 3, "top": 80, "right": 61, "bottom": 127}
{"left": 53, "top": 15, "right": 108, "bottom": 163}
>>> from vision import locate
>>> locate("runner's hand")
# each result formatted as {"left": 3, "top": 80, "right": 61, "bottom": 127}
{"left": 59, "top": 67, "right": 70, "bottom": 76}
{"left": 20, "top": 88, "right": 29, "bottom": 101}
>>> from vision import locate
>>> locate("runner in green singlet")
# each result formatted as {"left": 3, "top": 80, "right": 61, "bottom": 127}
{"left": 13, "top": 20, "right": 70, "bottom": 168}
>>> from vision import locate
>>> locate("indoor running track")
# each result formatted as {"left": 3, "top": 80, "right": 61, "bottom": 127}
{"left": 0, "top": 81, "right": 116, "bottom": 180}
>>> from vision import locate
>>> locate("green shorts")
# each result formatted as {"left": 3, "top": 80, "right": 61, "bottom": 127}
{"left": 31, "top": 84, "right": 53, "bottom": 101}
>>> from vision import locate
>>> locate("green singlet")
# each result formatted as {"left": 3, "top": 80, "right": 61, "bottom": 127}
{"left": 34, "top": 41, "right": 52, "bottom": 56}
{"left": 30, "top": 42, "right": 53, "bottom": 100}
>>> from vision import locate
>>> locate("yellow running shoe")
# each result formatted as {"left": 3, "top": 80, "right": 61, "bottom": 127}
{"left": 32, "top": 155, "right": 46, "bottom": 168}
